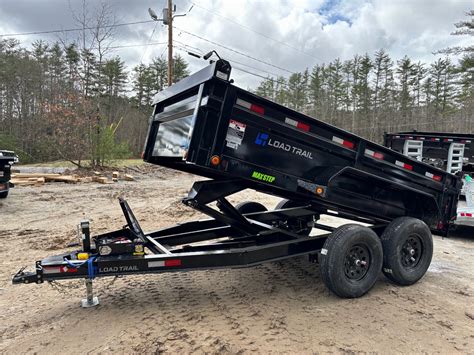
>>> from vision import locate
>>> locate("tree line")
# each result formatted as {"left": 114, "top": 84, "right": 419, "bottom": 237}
{"left": 0, "top": 37, "right": 189, "bottom": 165}
{"left": 0, "top": 2, "right": 189, "bottom": 165}
{"left": 0, "top": 6, "right": 471, "bottom": 165}
{"left": 254, "top": 12, "right": 473, "bottom": 142}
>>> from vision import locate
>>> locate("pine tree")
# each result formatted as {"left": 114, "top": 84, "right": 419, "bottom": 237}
{"left": 173, "top": 54, "right": 190, "bottom": 83}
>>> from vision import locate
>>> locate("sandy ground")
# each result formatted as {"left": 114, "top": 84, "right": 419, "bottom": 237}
{"left": 1, "top": 165, "right": 473, "bottom": 354}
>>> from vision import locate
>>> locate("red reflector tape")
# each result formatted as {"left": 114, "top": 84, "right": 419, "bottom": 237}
{"left": 148, "top": 259, "right": 182, "bottom": 268}
{"left": 365, "top": 149, "right": 384, "bottom": 160}
{"left": 250, "top": 104, "right": 264, "bottom": 115}
{"left": 444, "top": 138, "right": 453, "bottom": 142}
{"left": 332, "top": 136, "right": 354, "bottom": 149}
{"left": 427, "top": 172, "right": 442, "bottom": 181}
{"left": 425, "top": 172, "right": 442, "bottom": 181}
{"left": 285, "top": 117, "right": 310, "bottom": 132}
{"left": 236, "top": 98, "right": 264, "bottom": 115}
{"left": 296, "top": 122, "right": 310, "bottom": 132}
{"left": 395, "top": 160, "right": 413, "bottom": 170}
{"left": 164, "top": 259, "right": 182, "bottom": 267}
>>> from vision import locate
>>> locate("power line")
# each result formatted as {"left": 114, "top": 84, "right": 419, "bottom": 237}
{"left": 173, "top": 43, "right": 291, "bottom": 88}
{"left": 232, "top": 66, "right": 290, "bottom": 89}
{"left": 140, "top": 22, "right": 159, "bottom": 63}
{"left": 0, "top": 20, "right": 155, "bottom": 37}
{"left": 174, "top": 41, "right": 284, "bottom": 78}
{"left": 190, "top": 1, "right": 323, "bottom": 63}
{"left": 174, "top": 26, "right": 295, "bottom": 75}
{"left": 108, "top": 41, "right": 167, "bottom": 50}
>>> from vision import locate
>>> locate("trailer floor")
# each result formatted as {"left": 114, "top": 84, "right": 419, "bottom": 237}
{"left": 1, "top": 165, "right": 473, "bottom": 354}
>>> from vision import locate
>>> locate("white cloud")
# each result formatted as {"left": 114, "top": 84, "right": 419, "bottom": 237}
{"left": 0, "top": 0, "right": 471, "bottom": 89}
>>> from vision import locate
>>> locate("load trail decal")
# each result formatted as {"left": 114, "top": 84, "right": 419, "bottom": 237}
{"left": 255, "top": 132, "right": 313, "bottom": 160}
{"left": 251, "top": 171, "right": 276, "bottom": 183}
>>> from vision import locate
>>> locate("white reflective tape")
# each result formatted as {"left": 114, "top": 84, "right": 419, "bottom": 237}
{"left": 148, "top": 261, "right": 165, "bottom": 268}
{"left": 332, "top": 136, "right": 344, "bottom": 144}
{"left": 365, "top": 149, "right": 375, "bottom": 157}
{"left": 395, "top": 160, "right": 404, "bottom": 167}
{"left": 42, "top": 267, "right": 60, "bottom": 274}
{"left": 236, "top": 98, "right": 251, "bottom": 109}
{"left": 285, "top": 117, "right": 298, "bottom": 127}
{"left": 425, "top": 172, "right": 434, "bottom": 179}
{"left": 216, "top": 71, "right": 228, "bottom": 81}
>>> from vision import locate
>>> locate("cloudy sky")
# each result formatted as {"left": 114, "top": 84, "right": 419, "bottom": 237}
{"left": 0, "top": 0, "right": 471, "bottom": 89}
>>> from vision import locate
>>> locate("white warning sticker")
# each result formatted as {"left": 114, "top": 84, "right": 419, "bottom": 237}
{"left": 225, "top": 119, "right": 246, "bottom": 149}
{"left": 320, "top": 248, "right": 328, "bottom": 255}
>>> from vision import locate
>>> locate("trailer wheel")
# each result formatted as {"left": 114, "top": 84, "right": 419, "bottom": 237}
{"left": 319, "top": 224, "right": 383, "bottom": 298}
{"left": 0, "top": 190, "right": 8, "bottom": 199}
{"left": 235, "top": 201, "right": 267, "bottom": 214}
{"left": 275, "top": 199, "right": 318, "bottom": 236}
{"left": 381, "top": 217, "right": 433, "bottom": 286}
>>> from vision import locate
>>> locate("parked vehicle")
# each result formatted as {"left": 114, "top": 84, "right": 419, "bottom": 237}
{"left": 0, "top": 150, "right": 17, "bottom": 198}
{"left": 13, "top": 59, "right": 461, "bottom": 307}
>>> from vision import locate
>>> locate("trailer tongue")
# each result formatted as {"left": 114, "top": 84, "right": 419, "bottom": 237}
{"left": 13, "top": 59, "right": 461, "bottom": 307}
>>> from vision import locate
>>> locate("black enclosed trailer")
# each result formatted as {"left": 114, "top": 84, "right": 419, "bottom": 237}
{"left": 384, "top": 131, "right": 474, "bottom": 173}
{"left": 0, "top": 150, "right": 17, "bottom": 198}
{"left": 13, "top": 60, "right": 461, "bottom": 307}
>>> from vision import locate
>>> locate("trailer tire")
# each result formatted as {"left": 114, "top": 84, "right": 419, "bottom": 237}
{"left": 0, "top": 190, "right": 8, "bottom": 199}
{"left": 381, "top": 217, "right": 433, "bottom": 286}
{"left": 319, "top": 224, "right": 383, "bottom": 298}
{"left": 275, "top": 199, "right": 318, "bottom": 236}
{"left": 235, "top": 201, "right": 267, "bottom": 214}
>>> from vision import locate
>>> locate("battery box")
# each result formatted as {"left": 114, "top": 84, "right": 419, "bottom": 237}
{"left": 96, "top": 236, "right": 144, "bottom": 256}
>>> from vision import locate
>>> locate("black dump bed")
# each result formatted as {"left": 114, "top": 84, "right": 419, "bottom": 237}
{"left": 143, "top": 60, "right": 461, "bottom": 234}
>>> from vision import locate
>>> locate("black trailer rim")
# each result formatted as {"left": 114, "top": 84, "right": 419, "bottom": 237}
{"left": 344, "top": 244, "right": 370, "bottom": 280}
{"left": 401, "top": 234, "right": 423, "bottom": 269}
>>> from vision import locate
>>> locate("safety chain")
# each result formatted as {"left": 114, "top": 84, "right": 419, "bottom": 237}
{"left": 48, "top": 276, "right": 121, "bottom": 296}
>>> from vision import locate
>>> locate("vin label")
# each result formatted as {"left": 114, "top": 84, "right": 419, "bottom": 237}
{"left": 225, "top": 119, "right": 246, "bottom": 149}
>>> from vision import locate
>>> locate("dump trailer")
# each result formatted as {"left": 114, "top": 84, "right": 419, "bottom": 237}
{"left": 13, "top": 59, "right": 461, "bottom": 307}
{"left": 384, "top": 131, "right": 474, "bottom": 174}
{"left": 0, "top": 150, "right": 16, "bottom": 198}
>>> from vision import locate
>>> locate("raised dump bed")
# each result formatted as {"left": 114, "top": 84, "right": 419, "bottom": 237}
{"left": 13, "top": 59, "right": 461, "bottom": 307}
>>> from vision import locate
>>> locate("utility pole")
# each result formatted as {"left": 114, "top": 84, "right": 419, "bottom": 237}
{"left": 167, "top": 0, "right": 173, "bottom": 86}
{"left": 148, "top": 3, "right": 188, "bottom": 87}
